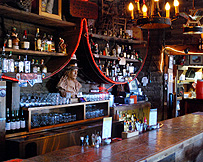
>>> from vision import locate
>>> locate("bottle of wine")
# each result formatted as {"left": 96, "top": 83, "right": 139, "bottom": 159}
{"left": 15, "top": 110, "right": 20, "bottom": 132}
{"left": 20, "top": 109, "right": 26, "bottom": 131}
{"left": 21, "top": 30, "right": 30, "bottom": 50}
{"left": 10, "top": 110, "right": 16, "bottom": 133}
{"left": 5, "top": 108, "right": 11, "bottom": 134}
{"left": 35, "top": 28, "right": 42, "bottom": 51}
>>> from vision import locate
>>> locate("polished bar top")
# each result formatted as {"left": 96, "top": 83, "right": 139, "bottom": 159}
{"left": 23, "top": 113, "right": 203, "bottom": 162}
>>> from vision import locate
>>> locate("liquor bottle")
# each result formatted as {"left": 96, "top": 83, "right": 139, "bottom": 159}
{"left": 32, "top": 59, "right": 38, "bottom": 73}
{"left": 127, "top": 45, "right": 131, "bottom": 59}
{"left": 15, "top": 110, "right": 20, "bottom": 132}
{"left": 108, "top": 61, "right": 112, "bottom": 77}
{"left": 11, "top": 27, "right": 20, "bottom": 50}
{"left": 10, "top": 110, "right": 16, "bottom": 133}
{"left": 111, "top": 60, "right": 115, "bottom": 77}
{"left": 119, "top": 28, "right": 122, "bottom": 38}
{"left": 2, "top": 47, "right": 8, "bottom": 73}
{"left": 198, "top": 35, "right": 203, "bottom": 50}
{"left": 21, "top": 30, "right": 30, "bottom": 50}
{"left": 31, "top": 59, "right": 35, "bottom": 73}
{"left": 7, "top": 51, "right": 15, "bottom": 73}
{"left": 40, "top": 59, "right": 47, "bottom": 73}
{"left": 14, "top": 55, "right": 20, "bottom": 73}
{"left": 124, "top": 121, "right": 127, "bottom": 132}
{"left": 35, "top": 60, "right": 41, "bottom": 73}
{"left": 5, "top": 108, "right": 11, "bottom": 134}
{"left": 6, "top": 30, "right": 12, "bottom": 48}
{"left": 20, "top": 109, "right": 26, "bottom": 131}
{"left": 35, "top": 28, "right": 42, "bottom": 51}
{"left": 18, "top": 56, "right": 24, "bottom": 73}
{"left": 42, "top": 33, "right": 48, "bottom": 52}
{"left": 24, "top": 55, "right": 31, "bottom": 73}
{"left": 104, "top": 60, "right": 109, "bottom": 77}
{"left": 50, "top": 35, "right": 55, "bottom": 52}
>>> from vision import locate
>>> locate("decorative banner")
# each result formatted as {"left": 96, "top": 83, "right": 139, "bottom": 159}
{"left": 70, "top": 0, "right": 98, "bottom": 19}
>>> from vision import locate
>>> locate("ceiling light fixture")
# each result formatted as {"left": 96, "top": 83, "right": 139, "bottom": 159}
{"left": 129, "top": 0, "right": 179, "bottom": 29}
{"left": 180, "top": 0, "right": 203, "bottom": 34}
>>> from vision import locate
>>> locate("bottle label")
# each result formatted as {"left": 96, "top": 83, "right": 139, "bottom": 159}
{"left": 24, "top": 61, "right": 31, "bottom": 73}
{"left": 16, "top": 121, "right": 20, "bottom": 129}
{"left": 2, "top": 59, "right": 8, "bottom": 73}
{"left": 10, "top": 121, "right": 16, "bottom": 130}
{"left": 42, "top": 67, "right": 47, "bottom": 73}
{"left": 6, "top": 122, "right": 11, "bottom": 131}
{"left": 10, "top": 60, "right": 15, "bottom": 73}
{"left": 19, "top": 61, "right": 24, "bottom": 73}
{"left": 20, "top": 120, "right": 26, "bottom": 128}
{"left": 8, "top": 39, "right": 12, "bottom": 48}
{"left": 21, "top": 41, "right": 30, "bottom": 49}
{"left": 33, "top": 66, "right": 38, "bottom": 73}
{"left": 37, "top": 39, "right": 42, "bottom": 51}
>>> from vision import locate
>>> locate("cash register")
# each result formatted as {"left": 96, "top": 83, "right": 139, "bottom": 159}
{"left": 113, "top": 80, "right": 146, "bottom": 104}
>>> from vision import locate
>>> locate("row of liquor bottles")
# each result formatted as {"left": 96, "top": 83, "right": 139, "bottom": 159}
{"left": 121, "top": 112, "right": 148, "bottom": 133}
{"left": 96, "top": 59, "right": 137, "bottom": 79}
{"left": 5, "top": 108, "right": 26, "bottom": 134}
{"left": 90, "top": 40, "right": 142, "bottom": 61}
{"left": 4, "top": 27, "right": 66, "bottom": 53}
{"left": 0, "top": 50, "right": 47, "bottom": 73}
{"left": 89, "top": 26, "right": 134, "bottom": 40}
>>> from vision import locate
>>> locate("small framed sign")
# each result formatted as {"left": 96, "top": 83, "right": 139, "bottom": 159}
{"left": 69, "top": 0, "right": 98, "bottom": 19}
{"left": 32, "top": 0, "right": 62, "bottom": 20}
{"left": 190, "top": 55, "right": 203, "bottom": 65}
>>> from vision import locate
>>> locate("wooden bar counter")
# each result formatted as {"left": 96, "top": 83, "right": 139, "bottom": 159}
{"left": 21, "top": 113, "right": 203, "bottom": 162}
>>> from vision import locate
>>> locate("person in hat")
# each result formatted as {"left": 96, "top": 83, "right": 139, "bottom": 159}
{"left": 57, "top": 60, "right": 82, "bottom": 98}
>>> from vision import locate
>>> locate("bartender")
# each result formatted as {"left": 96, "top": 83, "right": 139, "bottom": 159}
{"left": 57, "top": 60, "right": 82, "bottom": 98}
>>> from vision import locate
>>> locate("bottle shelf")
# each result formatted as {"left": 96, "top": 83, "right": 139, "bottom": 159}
{"left": 0, "top": 4, "right": 76, "bottom": 28}
{"left": 2, "top": 48, "right": 68, "bottom": 57}
{"left": 93, "top": 54, "right": 139, "bottom": 63}
{"left": 75, "top": 19, "right": 147, "bottom": 84}
{"left": 90, "top": 33, "right": 147, "bottom": 45}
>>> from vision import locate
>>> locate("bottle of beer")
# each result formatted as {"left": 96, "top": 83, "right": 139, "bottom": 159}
{"left": 5, "top": 108, "right": 11, "bottom": 134}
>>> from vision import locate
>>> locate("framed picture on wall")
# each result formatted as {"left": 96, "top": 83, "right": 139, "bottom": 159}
{"left": 190, "top": 56, "right": 203, "bottom": 65}
{"left": 32, "top": 0, "right": 62, "bottom": 20}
